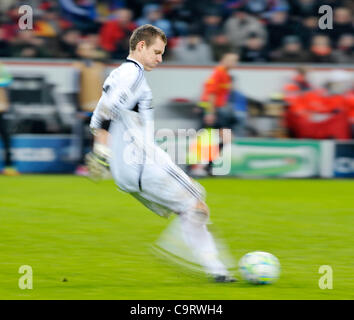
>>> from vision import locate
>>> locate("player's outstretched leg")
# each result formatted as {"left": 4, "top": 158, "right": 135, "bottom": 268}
{"left": 179, "top": 201, "right": 236, "bottom": 283}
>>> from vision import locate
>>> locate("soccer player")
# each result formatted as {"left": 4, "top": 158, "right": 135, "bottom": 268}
{"left": 88, "top": 24, "right": 236, "bottom": 282}
{"left": 199, "top": 52, "right": 238, "bottom": 128}
{"left": 189, "top": 52, "right": 238, "bottom": 177}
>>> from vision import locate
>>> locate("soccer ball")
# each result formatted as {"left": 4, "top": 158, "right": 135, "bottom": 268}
{"left": 239, "top": 251, "right": 280, "bottom": 284}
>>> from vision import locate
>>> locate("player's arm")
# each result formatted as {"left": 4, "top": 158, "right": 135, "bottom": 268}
{"left": 90, "top": 67, "right": 140, "bottom": 131}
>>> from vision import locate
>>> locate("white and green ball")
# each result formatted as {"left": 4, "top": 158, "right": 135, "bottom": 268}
{"left": 239, "top": 251, "right": 280, "bottom": 284}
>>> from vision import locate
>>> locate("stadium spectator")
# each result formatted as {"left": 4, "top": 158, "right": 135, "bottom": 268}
{"left": 224, "top": 8, "right": 267, "bottom": 50}
{"left": 198, "top": 6, "right": 224, "bottom": 44}
{"left": 57, "top": 28, "right": 82, "bottom": 58}
{"left": 223, "top": 0, "right": 249, "bottom": 13}
{"left": 0, "top": 0, "right": 14, "bottom": 13}
{"left": 136, "top": 3, "right": 173, "bottom": 38}
{"left": 224, "top": 0, "right": 289, "bottom": 18}
{"left": 0, "top": 27, "right": 11, "bottom": 57}
{"left": 240, "top": 33, "right": 269, "bottom": 62}
{"left": 329, "top": 7, "right": 354, "bottom": 44}
{"left": 0, "top": 11, "right": 18, "bottom": 43}
{"left": 9, "top": 30, "right": 51, "bottom": 58}
{"left": 0, "top": 0, "right": 352, "bottom": 63}
{"left": 308, "top": 34, "right": 336, "bottom": 63}
{"left": 32, "top": 6, "right": 74, "bottom": 57}
{"left": 162, "top": 0, "right": 193, "bottom": 36}
{"left": 209, "top": 31, "right": 234, "bottom": 62}
{"left": 317, "top": 0, "right": 352, "bottom": 11}
{"left": 288, "top": 0, "right": 318, "bottom": 18}
{"left": 170, "top": 28, "right": 213, "bottom": 64}
{"left": 310, "top": 7, "right": 354, "bottom": 46}
{"left": 342, "top": 0, "right": 354, "bottom": 13}
{"left": 58, "top": 0, "right": 100, "bottom": 34}
{"left": 84, "top": 31, "right": 101, "bottom": 48}
{"left": 96, "top": 0, "right": 127, "bottom": 13}
{"left": 34, "top": 7, "right": 69, "bottom": 38}
{"left": 270, "top": 35, "right": 310, "bottom": 63}
{"left": 99, "top": 8, "right": 137, "bottom": 59}
{"left": 266, "top": 9, "right": 298, "bottom": 51}
{"left": 255, "top": 0, "right": 290, "bottom": 20}
{"left": 332, "top": 34, "right": 354, "bottom": 64}
{"left": 297, "top": 14, "right": 323, "bottom": 48}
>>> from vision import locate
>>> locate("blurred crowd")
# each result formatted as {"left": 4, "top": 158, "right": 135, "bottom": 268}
{"left": 282, "top": 67, "right": 354, "bottom": 139}
{"left": 0, "top": 0, "right": 353, "bottom": 63}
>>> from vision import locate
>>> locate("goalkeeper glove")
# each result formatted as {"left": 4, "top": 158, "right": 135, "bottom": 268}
{"left": 85, "top": 143, "right": 111, "bottom": 182}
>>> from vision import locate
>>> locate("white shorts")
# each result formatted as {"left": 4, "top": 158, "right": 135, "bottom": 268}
{"left": 109, "top": 116, "right": 205, "bottom": 217}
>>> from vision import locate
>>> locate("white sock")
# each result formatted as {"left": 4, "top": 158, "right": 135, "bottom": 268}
{"left": 179, "top": 213, "right": 228, "bottom": 276}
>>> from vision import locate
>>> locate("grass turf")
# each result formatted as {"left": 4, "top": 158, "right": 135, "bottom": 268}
{"left": 0, "top": 175, "right": 353, "bottom": 300}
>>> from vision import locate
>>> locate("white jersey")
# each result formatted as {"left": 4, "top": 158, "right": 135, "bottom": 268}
{"left": 90, "top": 58, "right": 154, "bottom": 144}
{"left": 90, "top": 58, "right": 205, "bottom": 217}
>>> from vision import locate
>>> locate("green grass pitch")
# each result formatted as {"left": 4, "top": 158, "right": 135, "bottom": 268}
{"left": 1, "top": 175, "right": 353, "bottom": 300}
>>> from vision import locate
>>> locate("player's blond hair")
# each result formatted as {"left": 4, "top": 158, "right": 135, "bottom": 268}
{"left": 129, "top": 24, "right": 167, "bottom": 51}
